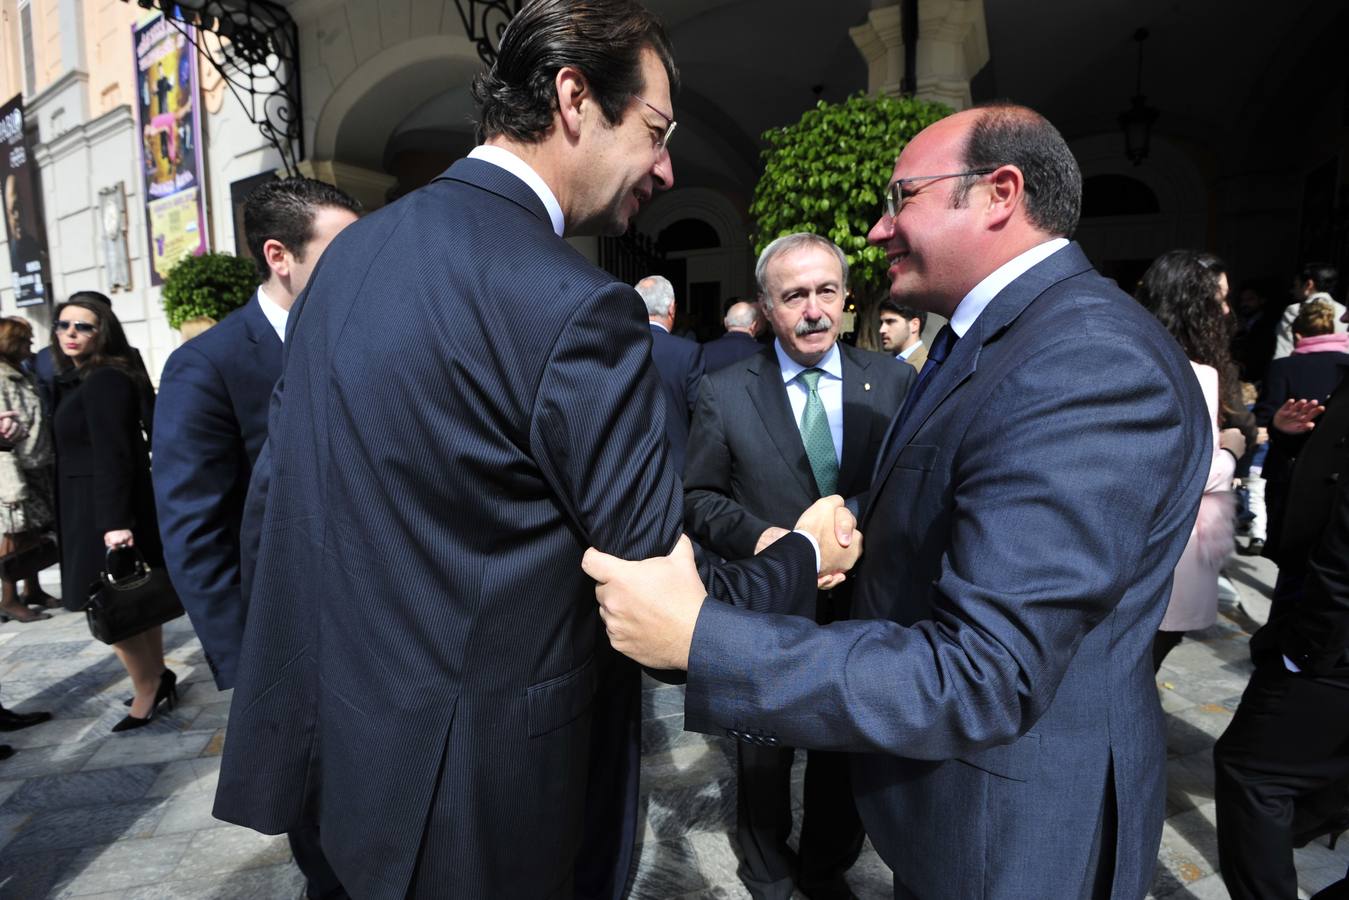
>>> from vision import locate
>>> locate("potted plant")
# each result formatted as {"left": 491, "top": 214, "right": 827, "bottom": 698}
{"left": 750, "top": 93, "right": 951, "bottom": 349}
{"left": 160, "top": 251, "right": 257, "bottom": 338}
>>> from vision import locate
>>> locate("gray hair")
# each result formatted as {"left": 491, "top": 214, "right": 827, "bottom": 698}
{"left": 755, "top": 233, "right": 849, "bottom": 308}
{"left": 723, "top": 301, "right": 759, "bottom": 329}
{"left": 634, "top": 275, "right": 676, "bottom": 317}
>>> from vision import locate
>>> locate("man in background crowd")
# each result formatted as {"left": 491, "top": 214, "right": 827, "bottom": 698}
{"left": 636, "top": 273, "right": 705, "bottom": 473}
{"left": 1274, "top": 263, "right": 1344, "bottom": 359}
{"left": 702, "top": 299, "right": 763, "bottom": 372}
{"left": 877, "top": 298, "right": 928, "bottom": 369}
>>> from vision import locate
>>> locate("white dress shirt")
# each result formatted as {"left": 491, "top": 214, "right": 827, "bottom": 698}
{"left": 467, "top": 145, "right": 565, "bottom": 237}
{"left": 898, "top": 340, "right": 924, "bottom": 361}
{"left": 256, "top": 286, "right": 289, "bottom": 344}
{"left": 948, "top": 237, "right": 1069, "bottom": 337}
{"left": 775, "top": 339, "right": 843, "bottom": 466}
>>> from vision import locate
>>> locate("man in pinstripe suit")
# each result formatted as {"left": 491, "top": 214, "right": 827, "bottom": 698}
{"left": 213, "top": 2, "right": 858, "bottom": 899}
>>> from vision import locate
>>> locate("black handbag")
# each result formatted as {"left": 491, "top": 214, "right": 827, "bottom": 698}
{"left": 85, "top": 547, "right": 184, "bottom": 645}
{"left": 0, "top": 531, "right": 59, "bottom": 581}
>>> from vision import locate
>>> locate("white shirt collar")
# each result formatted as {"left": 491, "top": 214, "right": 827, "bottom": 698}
{"left": 468, "top": 145, "right": 565, "bottom": 237}
{"left": 898, "top": 339, "right": 923, "bottom": 360}
{"left": 774, "top": 339, "right": 842, "bottom": 383}
{"left": 948, "top": 237, "right": 1070, "bottom": 337}
{"left": 256, "top": 285, "right": 289, "bottom": 344}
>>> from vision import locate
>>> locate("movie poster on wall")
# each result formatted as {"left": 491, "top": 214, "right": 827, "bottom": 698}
{"left": 0, "top": 95, "right": 51, "bottom": 306}
{"left": 133, "top": 14, "right": 208, "bottom": 286}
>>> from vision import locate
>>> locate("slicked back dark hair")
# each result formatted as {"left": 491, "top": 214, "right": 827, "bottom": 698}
{"left": 1300, "top": 262, "right": 1340, "bottom": 298}
{"left": 471, "top": 0, "right": 678, "bottom": 145}
{"left": 951, "top": 103, "right": 1082, "bottom": 238}
{"left": 879, "top": 298, "right": 927, "bottom": 331}
{"left": 243, "top": 177, "right": 362, "bottom": 283}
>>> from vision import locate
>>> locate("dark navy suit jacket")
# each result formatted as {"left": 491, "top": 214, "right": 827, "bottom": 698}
{"left": 647, "top": 322, "right": 703, "bottom": 473}
{"left": 213, "top": 159, "right": 815, "bottom": 900}
{"left": 683, "top": 243, "right": 1211, "bottom": 899}
{"left": 701, "top": 330, "right": 763, "bottom": 373}
{"left": 152, "top": 295, "right": 280, "bottom": 689}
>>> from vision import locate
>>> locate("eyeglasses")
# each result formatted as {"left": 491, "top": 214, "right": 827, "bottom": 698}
{"left": 54, "top": 320, "right": 97, "bottom": 335}
{"left": 883, "top": 167, "right": 1000, "bottom": 219}
{"left": 633, "top": 94, "right": 677, "bottom": 154}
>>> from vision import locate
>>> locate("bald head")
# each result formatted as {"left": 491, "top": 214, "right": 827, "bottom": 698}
{"left": 866, "top": 103, "right": 1082, "bottom": 317}
{"left": 723, "top": 301, "right": 760, "bottom": 335}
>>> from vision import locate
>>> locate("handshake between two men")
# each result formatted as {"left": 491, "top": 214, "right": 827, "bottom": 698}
{"left": 582, "top": 495, "right": 861, "bottom": 671}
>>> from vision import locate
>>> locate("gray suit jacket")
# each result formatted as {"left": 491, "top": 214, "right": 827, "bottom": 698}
{"left": 684, "top": 343, "right": 912, "bottom": 561}
{"left": 683, "top": 243, "right": 1210, "bottom": 899}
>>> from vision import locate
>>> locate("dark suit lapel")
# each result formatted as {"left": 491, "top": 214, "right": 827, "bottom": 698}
{"left": 746, "top": 351, "right": 819, "bottom": 500}
{"left": 244, "top": 294, "right": 284, "bottom": 375}
{"left": 867, "top": 242, "right": 1094, "bottom": 513}
{"left": 838, "top": 346, "right": 874, "bottom": 495}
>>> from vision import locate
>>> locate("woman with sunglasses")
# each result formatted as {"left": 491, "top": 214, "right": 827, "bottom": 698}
{"left": 51, "top": 294, "right": 174, "bottom": 732}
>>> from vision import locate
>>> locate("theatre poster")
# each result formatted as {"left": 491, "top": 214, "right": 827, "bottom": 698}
{"left": 133, "top": 14, "right": 209, "bottom": 286}
{"left": 0, "top": 95, "right": 51, "bottom": 306}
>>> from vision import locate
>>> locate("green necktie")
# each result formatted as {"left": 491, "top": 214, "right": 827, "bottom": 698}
{"left": 797, "top": 368, "right": 838, "bottom": 497}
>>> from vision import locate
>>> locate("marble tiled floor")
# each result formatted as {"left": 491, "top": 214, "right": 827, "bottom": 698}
{"left": 0, "top": 556, "right": 1345, "bottom": 899}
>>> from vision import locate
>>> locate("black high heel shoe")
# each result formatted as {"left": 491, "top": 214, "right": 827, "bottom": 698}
{"left": 111, "top": 669, "right": 178, "bottom": 733}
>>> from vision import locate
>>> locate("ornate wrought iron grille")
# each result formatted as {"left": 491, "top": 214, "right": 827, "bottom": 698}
{"left": 124, "top": 0, "right": 303, "bottom": 176}
{"left": 453, "top": 0, "right": 525, "bottom": 66}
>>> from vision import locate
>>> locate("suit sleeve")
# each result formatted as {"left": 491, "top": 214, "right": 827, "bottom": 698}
{"left": 683, "top": 375, "right": 778, "bottom": 560}
{"left": 530, "top": 283, "right": 815, "bottom": 615}
{"left": 152, "top": 345, "right": 248, "bottom": 688}
{"left": 684, "top": 337, "right": 1203, "bottom": 758}
{"left": 83, "top": 368, "right": 144, "bottom": 534}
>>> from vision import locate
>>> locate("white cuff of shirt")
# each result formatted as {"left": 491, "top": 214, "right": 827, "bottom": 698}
{"left": 1283, "top": 655, "right": 1301, "bottom": 674}
{"left": 793, "top": 529, "right": 822, "bottom": 572}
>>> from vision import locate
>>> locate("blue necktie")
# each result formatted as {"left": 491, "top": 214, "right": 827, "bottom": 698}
{"left": 796, "top": 368, "right": 838, "bottom": 497}
{"left": 896, "top": 324, "right": 958, "bottom": 429}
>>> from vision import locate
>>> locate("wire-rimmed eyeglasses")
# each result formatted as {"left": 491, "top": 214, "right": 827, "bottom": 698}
{"left": 883, "top": 167, "right": 1000, "bottom": 219}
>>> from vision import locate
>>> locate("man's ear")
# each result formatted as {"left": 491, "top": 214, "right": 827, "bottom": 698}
{"left": 555, "top": 65, "right": 588, "bottom": 142}
{"left": 262, "top": 237, "right": 291, "bottom": 280}
{"left": 984, "top": 165, "right": 1024, "bottom": 229}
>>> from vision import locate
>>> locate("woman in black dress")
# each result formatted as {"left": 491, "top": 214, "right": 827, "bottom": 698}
{"left": 51, "top": 295, "right": 175, "bottom": 732}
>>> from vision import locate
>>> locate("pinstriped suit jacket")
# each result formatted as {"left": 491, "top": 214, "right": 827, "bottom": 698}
{"left": 212, "top": 159, "right": 816, "bottom": 900}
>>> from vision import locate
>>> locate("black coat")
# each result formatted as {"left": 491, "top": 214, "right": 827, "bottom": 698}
{"left": 647, "top": 323, "right": 704, "bottom": 473}
{"left": 53, "top": 365, "right": 162, "bottom": 611}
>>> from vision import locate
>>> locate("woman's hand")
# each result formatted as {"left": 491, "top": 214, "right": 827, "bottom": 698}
{"left": 104, "top": 529, "right": 134, "bottom": 549}
{"left": 1272, "top": 398, "right": 1325, "bottom": 435}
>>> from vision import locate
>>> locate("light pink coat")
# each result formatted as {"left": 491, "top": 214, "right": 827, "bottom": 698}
{"left": 1160, "top": 362, "right": 1235, "bottom": 632}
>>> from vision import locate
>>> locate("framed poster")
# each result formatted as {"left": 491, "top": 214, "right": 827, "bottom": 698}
{"left": 0, "top": 94, "right": 51, "bottom": 306}
{"left": 133, "top": 14, "right": 209, "bottom": 286}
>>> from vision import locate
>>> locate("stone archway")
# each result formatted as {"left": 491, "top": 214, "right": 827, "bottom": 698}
{"left": 1070, "top": 132, "right": 1208, "bottom": 292}
{"left": 304, "top": 33, "right": 483, "bottom": 209}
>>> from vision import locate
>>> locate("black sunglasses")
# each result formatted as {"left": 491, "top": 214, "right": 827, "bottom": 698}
{"left": 54, "top": 320, "right": 98, "bottom": 335}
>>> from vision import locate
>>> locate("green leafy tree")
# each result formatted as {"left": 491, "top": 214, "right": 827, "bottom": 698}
{"left": 160, "top": 251, "right": 257, "bottom": 330}
{"left": 750, "top": 93, "right": 951, "bottom": 348}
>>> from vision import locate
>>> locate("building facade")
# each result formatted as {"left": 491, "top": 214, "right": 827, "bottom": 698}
{"left": 1, "top": 0, "right": 1345, "bottom": 377}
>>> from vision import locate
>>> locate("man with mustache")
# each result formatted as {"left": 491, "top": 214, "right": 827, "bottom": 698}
{"left": 683, "top": 233, "right": 911, "bottom": 899}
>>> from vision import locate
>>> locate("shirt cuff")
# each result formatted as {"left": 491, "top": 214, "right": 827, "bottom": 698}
{"left": 1283, "top": 654, "right": 1302, "bottom": 674}
{"left": 792, "top": 529, "right": 821, "bottom": 572}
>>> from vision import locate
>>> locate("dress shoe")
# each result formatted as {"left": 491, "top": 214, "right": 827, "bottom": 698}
{"left": 112, "top": 669, "right": 178, "bottom": 733}
{"left": 0, "top": 706, "right": 52, "bottom": 731}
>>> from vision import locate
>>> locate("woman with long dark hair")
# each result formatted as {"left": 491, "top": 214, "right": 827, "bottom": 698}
{"left": 51, "top": 293, "right": 175, "bottom": 731}
{"left": 1137, "top": 250, "right": 1247, "bottom": 670}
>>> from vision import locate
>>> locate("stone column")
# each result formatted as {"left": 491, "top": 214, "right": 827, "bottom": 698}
{"left": 849, "top": 0, "right": 989, "bottom": 111}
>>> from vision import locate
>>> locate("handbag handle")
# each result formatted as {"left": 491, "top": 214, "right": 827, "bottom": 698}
{"left": 102, "top": 545, "right": 151, "bottom": 590}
